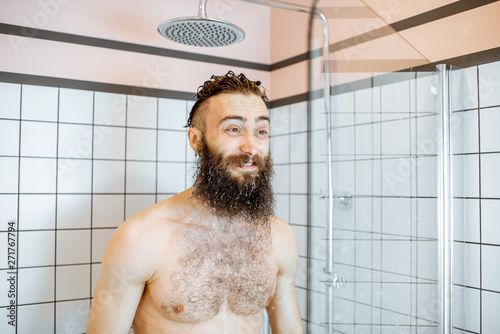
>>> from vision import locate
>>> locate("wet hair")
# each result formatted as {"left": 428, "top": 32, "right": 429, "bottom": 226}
{"left": 185, "top": 71, "right": 268, "bottom": 132}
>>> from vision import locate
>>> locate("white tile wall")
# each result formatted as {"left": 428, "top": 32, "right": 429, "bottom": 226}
{"left": 451, "top": 110, "right": 479, "bottom": 154}
{"left": 158, "top": 98, "right": 187, "bottom": 130}
{"left": 453, "top": 199, "right": 480, "bottom": 243}
{"left": 271, "top": 135, "right": 289, "bottom": 164}
{"left": 17, "top": 303, "right": 54, "bottom": 334}
{"left": 18, "top": 267, "right": 55, "bottom": 304}
{"left": 21, "top": 85, "right": 58, "bottom": 121}
{"left": 18, "top": 231, "right": 55, "bottom": 267}
{"left": 290, "top": 164, "right": 307, "bottom": 194}
{"left": 126, "top": 161, "right": 156, "bottom": 193}
{"left": 0, "top": 195, "right": 17, "bottom": 226}
{"left": 127, "top": 96, "right": 157, "bottom": 129}
{"left": 483, "top": 290, "right": 500, "bottom": 334}
{"left": 158, "top": 130, "right": 186, "bottom": 161}
{"left": 94, "top": 92, "right": 126, "bottom": 126}
{"left": 0, "top": 120, "right": 19, "bottom": 155}
{"left": 0, "top": 82, "right": 203, "bottom": 333}
{"left": 58, "top": 159, "right": 92, "bottom": 193}
{"left": 481, "top": 199, "right": 500, "bottom": 245}
{"left": 55, "top": 300, "right": 91, "bottom": 333}
{"left": 19, "top": 194, "right": 56, "bottom": 230}
{"left": 93, "top": 194, "right": 124, "bottom": 228}
{"left": 20, "top": 157, "right": 57, "bottom": 193}
{"left": 157, "top": 162, "right": 186, "bottom": 193}
{"left": 56, "top": 230, "right": 91, "bottom": 265}
{"left": 451, "top": 66, "right": 478, "bottom": 111}
{"left": 453, "top": 242, "right": 480, "bottom": 288}
{"left": 381, "top": 118, "right": 411, "bottom": 155}
{"left": 126, "top": 194, "right": 156, "bottom": 220}
{"left": 93, "top": 160, "right": 125, "bottom": 193}
{"left": 480, "top": 107, "right": 500, "bottom": 153}
{"left": 453, "top": 154, "right": 480, "bottom": 197}
{"left": 482, "top": 245, "right": 500, "bottom": 293}
{"left": 93, "top": 126, "right": 125, "bottom": 160}
{"left": 479, "top": 61, "right": 500, "bottom": 108}
{"left": 58, "top": 123, "right": 93, "bottom": 159}
{"left": 56, "top": 265, "right": 90, "bottom": 300}
{"left": 57, "top": 194, "right": 91, "bottom": 229}
{"left": 4, "top": 60, "right": 500, "bottom": 333}
{"left": 274, "top": 194, "right": 289, "bottom": 222}
{"left": 415, "top": 72, "right": 439, "bottom": 113}
{"left": 481, "top": 153, "right": 500, "bottom": 198}
{"left": 126, "top": 128, "right": 156, "bottom": 161}
{"left": 59, "top": 88, "right": 94, "bottom": 124}
{"left": 21, "top": 121, "right": 58, "bottom": 157}
{"left": 0, "top": 83, "right": 21, "bottom": 119}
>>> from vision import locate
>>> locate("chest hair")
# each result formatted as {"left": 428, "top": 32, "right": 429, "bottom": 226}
{"left": 164, "top": 223, "right": 275, "bottom": 322}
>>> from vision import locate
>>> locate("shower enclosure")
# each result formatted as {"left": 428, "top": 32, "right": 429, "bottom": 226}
{"left": 305, "top": 0, "right": 462, "bottom": 332}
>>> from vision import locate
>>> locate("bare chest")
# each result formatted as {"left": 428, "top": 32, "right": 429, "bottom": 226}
{"left": 153, "top": 224, "right": 276, "bottom": 323}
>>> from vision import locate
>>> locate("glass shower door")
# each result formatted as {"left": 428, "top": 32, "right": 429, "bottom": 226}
{"left": 307, "top": 1, "right": 448, "bottom": 333}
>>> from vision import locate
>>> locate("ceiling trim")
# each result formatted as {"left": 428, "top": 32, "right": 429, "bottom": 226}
{"left": 1, "top": 0, "right": 498, "bottom": 72}
{"left": 0, "top": 22, "right": 271, "bottom": 72}
{"left": 2, "top": 43, "right": 500, "bottom": 109}
{"left": 0, "top": 71, "right": 197, "bottom": 101}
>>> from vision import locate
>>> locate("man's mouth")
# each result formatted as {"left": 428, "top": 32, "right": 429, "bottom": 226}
{"left": 239, "top": 161, "right": 257, "bottom": 171}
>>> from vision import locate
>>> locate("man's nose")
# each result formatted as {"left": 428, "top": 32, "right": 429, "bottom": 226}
{"left": 240, "top": 134, "right": 259, "bottom": 156}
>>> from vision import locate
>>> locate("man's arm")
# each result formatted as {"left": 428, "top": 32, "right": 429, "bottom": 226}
{"left": 266, "top": 218, "right": 303, "bottom": 334}
{"left": 86, "top": 217, "right": 157, "bottom": 333}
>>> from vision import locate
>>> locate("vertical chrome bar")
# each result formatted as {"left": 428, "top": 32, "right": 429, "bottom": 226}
{"left": 437, "top": 64, "right": 453, "bottom": 334}
{"left": 198, "top": 0, "right": 208, "bottom": 18}
{"left": 315, "top": 10, "right": 334, "bottom": 334}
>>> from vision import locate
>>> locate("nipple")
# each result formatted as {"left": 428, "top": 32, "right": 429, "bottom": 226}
{"left": 172, "top": 304, "right": 185, "bottom": 314}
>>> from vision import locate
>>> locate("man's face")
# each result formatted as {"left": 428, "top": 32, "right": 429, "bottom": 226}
{"left": 190, "top": 93, "right": 274, "bottom": 223}
{"left": 200, "top": 93, "right": 270, "bottom": 181}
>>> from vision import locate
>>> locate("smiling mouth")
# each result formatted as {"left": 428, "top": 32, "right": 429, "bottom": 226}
{"left": 238, "top": 161, "right": 257, "bottom": 171}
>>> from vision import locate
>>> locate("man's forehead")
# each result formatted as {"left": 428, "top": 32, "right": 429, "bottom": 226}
{"left": 207, "top": 93, "right": 269, "bottom": 123}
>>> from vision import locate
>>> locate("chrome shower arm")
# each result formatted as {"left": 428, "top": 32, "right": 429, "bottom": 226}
{"left": 238, "top": 0, "right": 311, "bottom": 13}
{"left": 198, "top": 0, "right": 208, "bottom": 18}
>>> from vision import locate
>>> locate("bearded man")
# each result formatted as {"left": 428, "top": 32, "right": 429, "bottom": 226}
{"left": 87, "top": 71, "right": 303, "bottom": 334}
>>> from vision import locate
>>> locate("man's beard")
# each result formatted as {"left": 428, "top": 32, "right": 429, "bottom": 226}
{"left": 192, "top": 137, "right": 275, "bottom": 225}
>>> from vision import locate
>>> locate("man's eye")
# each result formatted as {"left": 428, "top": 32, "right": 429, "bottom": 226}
{"left": 228, "top": 128, "right": 240, "bottom": 133}
{"left": 258, "top": 130, "right": 268, "bottom": 135}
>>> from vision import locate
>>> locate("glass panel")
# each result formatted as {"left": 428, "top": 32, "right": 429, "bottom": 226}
{"left": 308, "top": 1, "right": 444, "bottom": 333}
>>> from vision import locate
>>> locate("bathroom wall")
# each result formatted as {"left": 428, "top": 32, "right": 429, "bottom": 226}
{"left": 268, "top": 101, "right": 310, "bottom": 330}
{"left": 0, "top": 81, "right": 312, "bottom": 333}
{"left": 294, "top": 59, "right": 500, "bottom": 333}
{"left": 450, "top": 60, "right": 500, "bottom": 334}
{"left": 0, "top": 83, "right": 197, "bottom": 333}
{"left": 305, "top": 70, "right": 443, "bottom": 333}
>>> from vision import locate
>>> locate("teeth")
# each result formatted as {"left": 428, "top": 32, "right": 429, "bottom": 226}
{"left": 242, "top": 163, "right": 253, "bottom": 166}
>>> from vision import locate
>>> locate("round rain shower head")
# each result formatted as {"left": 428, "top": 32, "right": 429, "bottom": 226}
{"left": 158, "top": 17, "right": 245, "bottom": 47}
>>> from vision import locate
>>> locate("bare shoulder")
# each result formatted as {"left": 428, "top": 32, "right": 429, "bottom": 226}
{"left": 270, "top": 217, "right": 299, "bottom": 274}
{"left": 102, "top": 191, "right": 188, "bottom": 283}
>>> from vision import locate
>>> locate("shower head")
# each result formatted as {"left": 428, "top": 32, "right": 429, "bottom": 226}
{"left": 158, "top": 16, "right": 245, "bottom": 47}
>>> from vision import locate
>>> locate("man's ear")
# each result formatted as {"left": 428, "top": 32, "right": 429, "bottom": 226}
{"left": 187, "top": 127, "right": 202, "bottom": 153}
